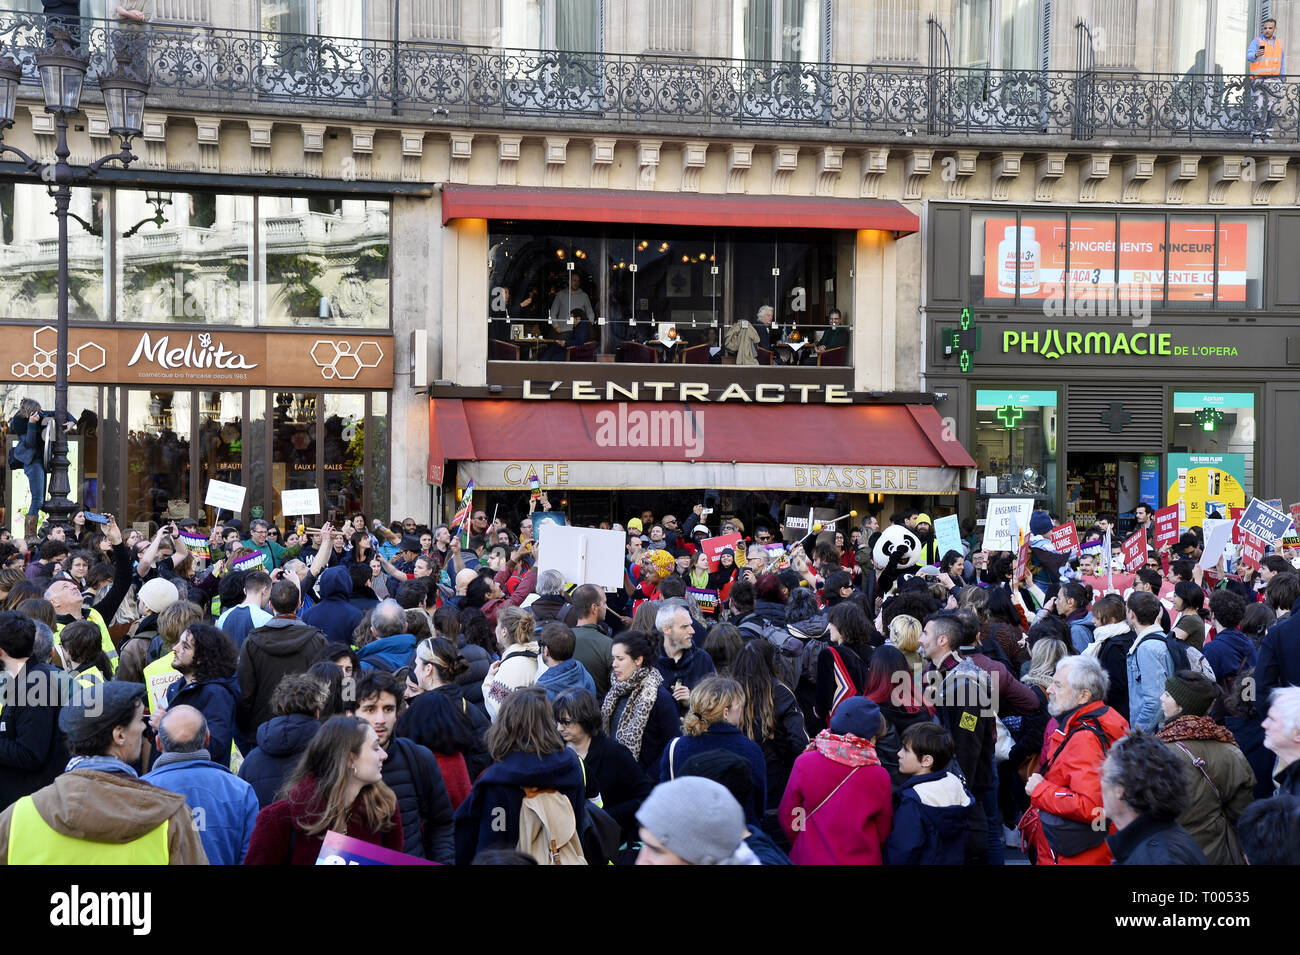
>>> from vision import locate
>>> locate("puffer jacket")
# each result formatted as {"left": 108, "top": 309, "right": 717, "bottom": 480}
{"left": 165, "top": 674, "right": 240, "bottom": 772}
{"left": 302, "top": 566, "right": 363, "bottom": 645}
{"left": 381, "top": 736, "right": 454, "bottom": 863}
{"left": 358, "top": 633, "right": 419, "bottom": 672}
{"left": 1027, "top": 700, "right": 1130, "bottom": 865}
{"left": 884, "top": 770, "right": 975, "bottom": 865}
{"left": 237, "top": 713, "right": 321, "bottom": 807}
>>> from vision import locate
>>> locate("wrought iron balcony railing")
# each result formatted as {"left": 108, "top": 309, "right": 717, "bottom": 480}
{"left": 0, "top": 10, "right": 1295, "bottom": 143}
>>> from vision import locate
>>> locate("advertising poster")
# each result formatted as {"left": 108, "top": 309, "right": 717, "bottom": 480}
{"left": 982, "top": 218, "right": 1248, "bottom": 302}
{"left": 1139, "top": 455, "right": 1161, "bottom": 508}
{"left": 1166, "top": 453, "right": 1246, "bottom": 530}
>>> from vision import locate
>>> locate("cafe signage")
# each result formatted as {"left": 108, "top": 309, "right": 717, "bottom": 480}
{"left": 521, "top": 379, "right": 853, "bottom": 404}
{"left": 2, "top": 325, "right": 394, "bottom": 389}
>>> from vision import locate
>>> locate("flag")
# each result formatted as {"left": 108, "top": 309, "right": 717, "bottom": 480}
{"left": 451, "top": 481, "right": 473, "bottom": 532}
{"left": 529, "top": 474, "right": 541, "bottom": 500}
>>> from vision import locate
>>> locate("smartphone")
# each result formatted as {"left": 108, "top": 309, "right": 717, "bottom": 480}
{"left": 84, "top": 512, "right": 110, "bottom": 524}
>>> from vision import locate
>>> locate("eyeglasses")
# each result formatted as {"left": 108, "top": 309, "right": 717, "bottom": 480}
{"left": 756, "top": 535, "right": 772, "bottom": 542}
{"left": 556, "top": 718, "right": 575, "bottom": 726}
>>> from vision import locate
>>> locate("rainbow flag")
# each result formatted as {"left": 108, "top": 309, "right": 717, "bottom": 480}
{"left": 528, "top": 474, "right": 541, "bottom": 499}
{"left": 451, "top": 480, "right": 474, "bottom": 532}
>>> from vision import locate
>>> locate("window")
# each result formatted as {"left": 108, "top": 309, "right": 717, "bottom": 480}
{"left": 488, "top": 224, "right": 853, "bottom": 365}
{"left": 0, "top": 185, "right": 107, "bottom": 323}
{"left": 733, "top": 0, "right": 827, "bottom": 62}
{"left": 954, "top": 0, "right": 1046, "bottom": 69}
{"left": 502, "top": 0, "right": 602, "bottom": 51}
{"left": 126, "top": 389, "right": 193, "bottom": 528}
{"left": 262, "top": 0, "right": 364, "bottom": 38}
{"left": 1173, "top": 0, "right": 1265, "bottom": 75}
{"left": 974, "top": 388, "right": 1058, "bottom": 513}
{"left": 1172, "top": 391, "right": 1255, "bottom": 501}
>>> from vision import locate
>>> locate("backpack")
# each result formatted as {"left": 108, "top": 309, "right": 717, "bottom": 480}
{"left": 517, "top": 787, "right": 587, "bottom": 866}
{"left": 1133, "top": 630, "right": 1191, "bottom": 674}
{"left": 765, "top": 624, "right": 827, "bottom": 689}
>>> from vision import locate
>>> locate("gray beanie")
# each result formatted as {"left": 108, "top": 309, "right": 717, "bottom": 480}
{"left": 58, "top": 682, "right": 147, "bottom": 746}
{"left": 635, "top": 777, "right": 747, "bottom": 864}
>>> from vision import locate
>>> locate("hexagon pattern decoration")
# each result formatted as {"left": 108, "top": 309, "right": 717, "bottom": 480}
{"left": 310, "top": 339, "right": 384, "bottom": 380}
{"left": 12, "top": 326, "right": 108, "bottom": 379}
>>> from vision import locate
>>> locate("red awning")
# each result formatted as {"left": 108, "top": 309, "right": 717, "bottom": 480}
{"left": 428, "top": 399, "right": 974, "bottom": 488}
{"left": 440, "top": 185, "right": 919, "bottom": 234}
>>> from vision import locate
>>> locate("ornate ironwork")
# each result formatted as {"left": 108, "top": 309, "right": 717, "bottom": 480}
{"left": 0, "top": 10, "right": 1295, "bottom": 142}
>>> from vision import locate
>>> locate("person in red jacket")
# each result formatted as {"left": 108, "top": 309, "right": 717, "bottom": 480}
{"left": 779, "top": 697, "right": 892, "bottom": 865}
{"left": 1022, "top": 654, "right": 1130, "bottom": 865}
{"left": 244, "top": 716, "right": 403, "bottom": 865}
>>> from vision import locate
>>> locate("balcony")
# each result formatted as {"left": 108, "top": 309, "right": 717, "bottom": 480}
{"left": 0, "top": 10, "right": 1295, "bottom": 145}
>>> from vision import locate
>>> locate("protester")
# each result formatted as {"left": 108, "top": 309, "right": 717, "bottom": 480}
{"left": 236, "top": 580, "right": 327, "bottom": 740}
{"left": 1263, "top": 686, "right": 1300, "bottom": 796}
{"left": 1101, "top": 733, "right": 1208, "bottom": 865}
{"left": 483, "top": 606, "right": 544, "bottom": 720}
{"left": 302, "top": 565, "right": 363, "bottom": 646}
{"left": 453, "top": 687, "right": 587, "bottom": 865}
{"left": 536, "top": 622, "right": 599, "bottom": 702}
{"left": 568, "top": 584, "right": 614, "bottom": 699}
{"left": 0, "top": 682, "right": 207, "bottom": 864}
{"left": 158, "top": 622, "right": 240, "bottom": 771}
{"left": 779, "top": 697, "right": 892, "bottom": 865}
{"left": 215, "top": 570, "right": 272, "bottom": 650}
{"left": 553, "top": 687, "right": 651, "bottom": 843}
{"left": 635, "top": 776, "right": 758, "bottom": 865}
{"left": 1126, "top": 591, "right": 1177, "bottom": 733}
{"left": 730, "top": 639, "right": 808, "bottom": 827}
{"left": 884, "top": 722, "right": 975, "bottom": 866}
{"left": 0, "top": 610, "right": 71, "bottom": 808}
{"left": 1237, "top": 795, "right": 1300, "bottom": 864}
{"left": 237, "top": 674, "right": 327, "bottom": 807}
{"left": 354, "top": 670, "right": 454, "bottom": 863}
{"left": 1156, "top": 670, "right": 1255, "bottom": 864}
{"left": 143, "top": 705, "right": 260, "bottom": 865}
{"left": 814, "top": 601, "right": 873, "bottom": 728}
{"left": 602, "top": 631, "right": 679, "bottom": 779}
{"left": 865, "top": 644, "right": 935, "bottom": 787}
{"left": 655, "top": 600, "right": 716, "bottom": 713}
{"left": 244, "top": 715, "right": 401, "bottom": 864}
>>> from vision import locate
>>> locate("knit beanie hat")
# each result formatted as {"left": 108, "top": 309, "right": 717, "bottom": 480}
{"left": 137, "top": 577, "right": 180, "bottom": 615}
{"left": 627, "top": 518, "right": 643, "bottom": 533}
{"left": 829, "top": 697, "right": 884, "bottom": 740}
{"left": 1164, "top": 671, "right": 1220, "bottom": 717}
{"left": 635, "top": 777, "right": 748, "bottom": 865}
{"left": 1030, "top": 510, "right": 1054, "bottom": 536}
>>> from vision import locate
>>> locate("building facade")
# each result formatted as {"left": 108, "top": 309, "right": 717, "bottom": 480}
{"left": 0, "top": 0, "right": 1292, "bottom": 532}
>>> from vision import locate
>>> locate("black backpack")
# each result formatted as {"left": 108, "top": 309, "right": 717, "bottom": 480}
{"left": 1134, "top": 630, "right": 1191, "bottom": 674}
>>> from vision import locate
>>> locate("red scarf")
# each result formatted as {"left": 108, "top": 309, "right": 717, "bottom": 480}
{"left": 808, "top": 730, "right": 881, "bottom": 767}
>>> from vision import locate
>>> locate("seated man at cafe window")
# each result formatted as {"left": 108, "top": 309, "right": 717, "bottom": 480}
{"left": 817, "top": 309, "right": 848, "bottom": 354}
{"left": 542, "top": 308, "right": 593, "bottom": 361}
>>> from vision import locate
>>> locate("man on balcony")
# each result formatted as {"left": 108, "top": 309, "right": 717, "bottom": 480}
{"left": 1248, "top": 17, "right": 1284, "bottom": 141}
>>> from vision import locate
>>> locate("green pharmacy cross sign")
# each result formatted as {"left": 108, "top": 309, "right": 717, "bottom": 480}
{"left": 996, "top": 404, "right": 1024, "bottom": 429}
{"left": 942, "top": 307, "right": 981, "bottom": 373}
{"left": 1195, "top": 408, "right": 1225, "bottom": 432}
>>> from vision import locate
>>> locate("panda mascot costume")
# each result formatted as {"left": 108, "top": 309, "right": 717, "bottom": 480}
{"left": 871, "top": 524, "right": 923, "bottom": 596}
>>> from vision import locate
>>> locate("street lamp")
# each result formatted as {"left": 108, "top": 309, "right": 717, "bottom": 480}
{"left": 0, "top": 36, "right": 146, "bottom": 531}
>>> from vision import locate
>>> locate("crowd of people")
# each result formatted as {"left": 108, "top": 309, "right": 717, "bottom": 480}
{"left": 1, "top": 497, "right": 1299, "bottom": 866}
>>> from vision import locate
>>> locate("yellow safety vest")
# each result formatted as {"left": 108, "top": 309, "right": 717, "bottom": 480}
{"left": 142, "top": 652, "right": 179, "bottom": 714}
{"left": 7, "top": 795, "right": 169, "bottom": 864}
{"left": 74, "top": 666, "right": 106, "bottom": 690}
{"left": 54, "top": 609, "right": 118, "bottom": 675}
{"left": 1250, "top": 37, "right": 1282, "bottom": 76}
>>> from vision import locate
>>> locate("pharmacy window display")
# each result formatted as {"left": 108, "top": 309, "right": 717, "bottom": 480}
{"left": 973, "top": 389, "right": 1058, "bottom": 513}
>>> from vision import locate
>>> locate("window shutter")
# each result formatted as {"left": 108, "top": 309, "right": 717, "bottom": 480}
{"left": 1039, "top": 0, "right": 1052, "bottom": 71}
{"left": 1065, "top": 386, "right": 1166, "bottom": 453}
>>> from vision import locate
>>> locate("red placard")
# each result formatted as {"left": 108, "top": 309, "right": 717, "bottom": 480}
{"left": 1153, "top": 505, "right": 1181, "bottom": 549}
{"left": 1014, "top": 532, "right": 1030, "bottom": 583}
{"left": 1121, "top": 529, "right": 1147, "bottom": 572}
{"left": 1048, "top": 522, "right": 1080, "bottom": 555}
{"left": 1229, "top": 506, "right": 1245, "bottom": 545}
{"left": 1239, "top": 532, "right": 1266, "bottom": 571}
{"left": 1081, "top": 573, "right": 1136, "bottom": 600}
{"left": 699, "top": 533, "right": 743, "bottom": 572}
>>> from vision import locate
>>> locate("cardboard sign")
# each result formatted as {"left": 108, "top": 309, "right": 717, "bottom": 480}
{"left": 280, "top": 487, "right": 321, "bottom": 517}
{"left": 1238, "top": 497, "right": 1292, "bottom": 546}
{"left": 781, "top": 505, "right": 840, "bottom": 544}
{"left": 934, "top": 514, "right": 963, "bottom": 560}
{"left": 687, "top": 587, "right": 720, "bottom": 614}
{"left": 1121, "top": 529, "right": 1147, "bottom": 572}
{"left": 203, "top": 479, "right": 246, "bottom": 513}
{"left": 1080, "top": 573, "right": 1135, "bottom": 600}
{"left": 982, "top": 498, "right": 1034, "bottom": 552}
{"left": 316, "top": 830, "right": 439, "bottom": 866}
{"left": 699, "top": 532, "right": 743, "bottom": 572}
{"left": 145, "top": 669, "right": 181, "bottom": 715}
{"left": 231, "top": 551, "right": 267, "bottom": 573}
{"left": 1047, "top": 522, "right": 1080, "bottom": 555}
{"left": 1153, "top": 505, "right": 1181, "bottom": 549}
{"left": 536, "top": 523, "right": 624, "bottom": 590}
{"left": 1199, "top": 519, "right": 1235, "bottom": 570}
{"left": 1239, "top": 531, "right": 1266, "bottom": 571}
{"left": 1014, "top": 531, "right": 1030, "bottom": 583}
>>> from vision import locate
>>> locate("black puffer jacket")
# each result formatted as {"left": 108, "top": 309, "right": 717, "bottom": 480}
{"left": 1107, "top": 813, "right": 1209, "bottom": 865}
{"left": 237, "top": 713, "right": 320, "bottom": 807}
{"left": 382, "top": 736, "right": 454, "bottom": 863}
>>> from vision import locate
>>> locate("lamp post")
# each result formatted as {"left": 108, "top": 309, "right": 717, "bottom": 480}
{"left": 0, "top": 36, "right": 147, "bottom": 531}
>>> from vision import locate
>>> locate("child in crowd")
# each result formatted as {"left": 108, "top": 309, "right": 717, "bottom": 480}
{"left": 884, "top": 722, "right": 975, "bottom": 866}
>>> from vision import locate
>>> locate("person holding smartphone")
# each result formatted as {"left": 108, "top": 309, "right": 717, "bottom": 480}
{"left": 8, "top": 398, "right": 74, "bottom": 538}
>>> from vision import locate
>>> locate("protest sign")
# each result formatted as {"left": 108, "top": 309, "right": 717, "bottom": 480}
{"left": 1152, "top": 505, "right": 1180, "bottom": 549}
{"left": 982, "top": 498, "right": 1033, "bottom": 552}
{"left": 204, "top": 479, "right": 245, "bottom": 513}
{"left": 934, "top": 515, "right": 963, "bottom": 560}
{"left": 687, "top": 588, "right": 720, "bottom": 615}
{"left": 317, "top": 831, "right": 438, "bottom": 866}
{"left": 1047, "top": 522, "right": 1080, "bottom": 555}
{"left": 280, "top": 488, "right": 321, "bottom": 517}
{"left": 179, "top": 531, "right": 209, "bottom": 559}
{"left": 781, "top": 505, "right": 840, "bottom": 544}
{"left": 1237, "top": 497, "right": 1292, "bottom": 546}
{"left": 1121, "top": 529, "right": 1146, "bottom": 572}
{"left": 1239, "top": 531, "right": 1266, "bottom": 571}
{"left": 1013, "top": 529, "right": 1030, "bottom": 583}
{"left": 1080, "top": 574, "right": 1135, "bottom": 601}
{"left": 232, "top": 551, "right": 267, "bottom": 573}
{"left": 1199, "top": 520, "right": 1235, "bottom": 570}
{"left": 537, "top": 523, "right": 624, "bottom": 590}
{"left": 699, "top": 533, "right": 743, "bottom": 572}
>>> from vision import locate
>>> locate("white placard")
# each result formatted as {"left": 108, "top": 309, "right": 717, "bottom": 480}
{"left": 204, "top": 479, "right": 246, "bottom": 513}
{"left": 1199, "top": 519, "right": 1235, "bottom": 570}
{"left": 537, "top": 523, "right": 626, "bottom": 590}
{"left": 981, "top": 498, "right": 1034, "bottom": 552}
{"left": 280, "top": 488, "right": 321, "bottom": 517}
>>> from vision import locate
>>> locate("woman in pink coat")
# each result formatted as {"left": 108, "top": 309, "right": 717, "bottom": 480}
{"left": 779, "top": 697, "right": 893, "bottom": 865}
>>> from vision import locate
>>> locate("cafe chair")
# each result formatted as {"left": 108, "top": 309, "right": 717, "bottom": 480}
{"left": 618, "top": 341, "right": 658, "bottom": 363}
{"left": 817, "top": 346, "right": 846, "bottom": 367}
{"left": 681, "top": 343, "right": 712, "bottom": 364}
{"left": 566, "top": 341, "right": 598, "bottom": 362}
{"left": 489, "top": 339, "right": 520, "bottom": 361}
{"left": 755, "top": 346, "right": 773, "bottom": 366}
